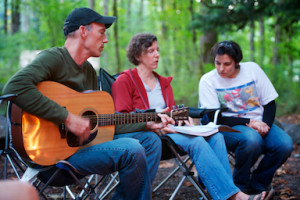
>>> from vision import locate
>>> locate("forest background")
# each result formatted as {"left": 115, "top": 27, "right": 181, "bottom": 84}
{"left": 1, "top": 0, "right": 300, "bottom": 116}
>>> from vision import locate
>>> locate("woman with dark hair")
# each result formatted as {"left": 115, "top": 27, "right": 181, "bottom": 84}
{"left": 199, "top": 40, "right": 293, "bottom": 198}
{"left": 112, "top": 34, "right": 266, "bottom": 200}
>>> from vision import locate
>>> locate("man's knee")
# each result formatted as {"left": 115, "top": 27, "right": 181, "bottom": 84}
{"left": 122, "top": 138, "right": 145, "bottom": 152}
{"left": 238, "top": 133, "right": 263, "bottom": 155}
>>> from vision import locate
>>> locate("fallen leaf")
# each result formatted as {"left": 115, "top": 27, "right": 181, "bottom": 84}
{"left": 159, "top": 161, "right": 174, "bottom": 168}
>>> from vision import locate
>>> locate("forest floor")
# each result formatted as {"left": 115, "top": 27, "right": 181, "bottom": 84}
{"left": 152, "top": 144, "right": 300, "bottom": 200}
{"left": 0, "top": 115, "right": 299, "bottom": 200}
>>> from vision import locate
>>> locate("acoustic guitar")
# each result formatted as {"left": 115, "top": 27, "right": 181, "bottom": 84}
{"left": 10, "top": 81, "right": 188, "bottom": 166}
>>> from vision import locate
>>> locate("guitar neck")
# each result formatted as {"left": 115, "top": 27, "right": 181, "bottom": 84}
{"left": 97, "top": 112, "right": 168, "bottom": 126}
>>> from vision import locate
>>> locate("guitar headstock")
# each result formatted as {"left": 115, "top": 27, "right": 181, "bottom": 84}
{"left": 170, "top": 107, "right": 189, "bottom": 121}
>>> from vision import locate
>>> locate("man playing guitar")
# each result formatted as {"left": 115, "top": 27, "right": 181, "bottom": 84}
{"left": 3, "top": 7, "right": 174, "bottom": 200}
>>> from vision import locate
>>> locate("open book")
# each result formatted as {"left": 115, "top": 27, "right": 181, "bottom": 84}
{"left": 171, "top": 122, "right": 240, "bottom": 137}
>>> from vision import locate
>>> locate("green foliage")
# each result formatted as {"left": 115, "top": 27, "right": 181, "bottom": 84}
{"left": 0, "top": 0, "right": 300, "bottom": 115}
{"left": 193, "top": 0, "right": 274, "bottom": 32}
{"left": 27, "top": 0, "right": 86, "bottom": 47}
{"left": 270, "top": 64, "right": 300, "bottom": 116}
{"left": 0, "top": 33, "right": 24, "bottom": 92}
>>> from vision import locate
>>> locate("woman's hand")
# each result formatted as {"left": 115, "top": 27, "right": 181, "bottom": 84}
{"left": 246, "top": 119, "right": 270, "bottom": 136}
{"left": 146, "top": 107, "right": 178, "bottom": 136}
{"left": 146, "top": 110, "right": 176, "bottom": 136}
{"left": 177, "top": 117, "right": 194, "bottom": 127}
{"left": 159, "top": 117, "right": 195, "bottom": 136}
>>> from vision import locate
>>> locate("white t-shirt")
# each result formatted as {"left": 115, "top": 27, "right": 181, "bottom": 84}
{"left": 198, "top": 62, "right": 278, "bottom": 120}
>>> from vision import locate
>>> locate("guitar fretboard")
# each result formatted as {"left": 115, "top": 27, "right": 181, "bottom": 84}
{"left": 97, "top": 112, "right": 165, "bottom": 126}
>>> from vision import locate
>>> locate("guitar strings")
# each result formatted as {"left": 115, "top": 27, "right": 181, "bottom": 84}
{"left": 85, "top": 110, "right": 188, "bottom": 125}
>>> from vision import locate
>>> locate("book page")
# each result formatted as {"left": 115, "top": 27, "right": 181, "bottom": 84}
{"left": 170, "top": 122, "right": 219, "bottom": 137}
{"left": 170, "top": 122, "right": 240, "bottom": 137}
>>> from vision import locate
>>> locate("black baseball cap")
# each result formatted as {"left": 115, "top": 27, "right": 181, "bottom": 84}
{"left": 63, "top": 7, "right": 116, "bottom": 36}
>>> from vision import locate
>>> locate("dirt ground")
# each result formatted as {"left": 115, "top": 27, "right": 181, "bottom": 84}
{"left": 152, "top": 144, "right": 300, "bottom": 200}
{"left": 0, "top": 115, "right": 299, "bottom": 200}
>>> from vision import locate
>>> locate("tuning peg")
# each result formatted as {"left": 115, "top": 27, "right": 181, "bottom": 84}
{"left": 177, "top": 104, "right": 185, "bottom": 108}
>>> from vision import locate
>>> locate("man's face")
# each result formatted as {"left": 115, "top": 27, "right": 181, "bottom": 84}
{"left": 84, "top": 23, "right": 108, "bottom": 57}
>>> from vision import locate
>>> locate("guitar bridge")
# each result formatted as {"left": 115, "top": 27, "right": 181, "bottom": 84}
{"left": 59, "top": 123, "right": 67, "bottom": 138}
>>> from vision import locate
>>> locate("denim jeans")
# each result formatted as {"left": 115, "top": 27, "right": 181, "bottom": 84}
{"left": 114, "top": 131, "right": 162, "bottom": 184}
{"left": 222, "top": 124, "right": 293, "bottom": 193}
{"left": 167, "top": 132, "right": 240, "bottom": 200}
{"left": 67, "top": 137, "right": 152, "bottom": 200}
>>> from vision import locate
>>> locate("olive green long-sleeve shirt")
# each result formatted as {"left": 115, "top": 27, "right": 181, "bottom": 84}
{"left": 3, "top": 46, "right": 146, "bottom": 134}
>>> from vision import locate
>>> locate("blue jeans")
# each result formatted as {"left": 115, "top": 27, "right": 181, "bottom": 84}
{"left": 114, "top": 131, "right": 162, "bottom": 184}
{"left": 222, "top": 124, "right": 293, "bottom": 193}
{"left": 67, "top": 137, "right": 153, "bottom": 200}
{"left": 167, "top": 132, "right": 240, "bottom": 200}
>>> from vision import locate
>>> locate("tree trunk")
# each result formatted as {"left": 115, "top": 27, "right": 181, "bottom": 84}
{"left": 4, "top": 0, "right": 8, "bottom": 34}
{"left": 21, "top": 0, "right": 29, "bottom": 33}
{"left": 287, "top": 27, "right": 293, "bottom": 78}
{"left": 250, "top": 20, "right": 255, "bottom": 62}
{"left": 273, "top": 23, "right": 280, "bottom": 66}
{"left": 113, "top": 0, "right": 121, "bottom": 73}
{"left": 139, "top": 0, "right": 144, "bottom": 30}
{"left": 103, "top": 0, "right": 108, "bottom": 15}
{"left": 200, "top": 31, "right": 217, "bottom": 64}
{"left": 259, "top": 17, "right": 265, "bottom": 66}
{"left": 273, "top": 0, "right": 281, "bottom": 81}
{"left": 89, "top": 0, "right": 95, "bottom": 10}
{"left": 126, "top": 0, "right": 132, "bottom": 31}
{"left": 199, "top": 30, "right": 217, "bottom": 76}
{"left": 11, "top": 0, "right": 21, "bottom": 34}
{"left": 189, "top": 0, "right": 197, "bottom": 45}
{"left": 160, "top": 0, "right": 167, "bottom": 39}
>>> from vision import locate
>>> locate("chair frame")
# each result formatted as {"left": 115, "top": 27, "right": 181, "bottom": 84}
{"left": 0, "top": 94, "right": 27, "bottom": 180}
{"left": 153, "top": 108, "right": 224, "bottom": 200}
{"left": 153, "top": 135, "right": 212, "bottom": 200}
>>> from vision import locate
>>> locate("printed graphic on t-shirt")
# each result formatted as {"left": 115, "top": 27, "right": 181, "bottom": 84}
{"left": 216, "top": 81, "right": 260, "bottom": 117}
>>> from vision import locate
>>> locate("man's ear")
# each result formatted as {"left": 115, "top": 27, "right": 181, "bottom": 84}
{"left": 78, "top": 25, "right": 88, "bottom": 38}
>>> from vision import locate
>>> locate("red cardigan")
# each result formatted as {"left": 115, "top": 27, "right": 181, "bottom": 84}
{"left": 111, "top": 68, "right": 176, "bottom": 113}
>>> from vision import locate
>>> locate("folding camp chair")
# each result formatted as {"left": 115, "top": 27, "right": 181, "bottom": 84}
{"left": 0, "top": 94, "right": 119, "bottom": 200}
{"left": 0, "top": 94, "right": 27, "bottom": 180}
{"left": 153, "top": 135, "right": 211, "bottom": 200}
{"left": 97, "top": 68, "right": 212, "bottom": 200}
{"left": 152, "top": 107, "right": 222, "bottom": 200}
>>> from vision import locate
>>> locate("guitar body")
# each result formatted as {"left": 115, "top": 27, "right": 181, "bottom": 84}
{"left": 11, "top": 81, "right": 115, "bottom": 166}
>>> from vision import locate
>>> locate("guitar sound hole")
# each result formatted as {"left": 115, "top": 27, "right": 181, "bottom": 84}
{"left": 67, "top": 110, "right": 98, "bottom": 147}
{"left": 82, "top": 110, "right": 97, "bottom": 131}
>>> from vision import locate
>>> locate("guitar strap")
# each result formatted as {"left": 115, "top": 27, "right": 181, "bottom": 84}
{"left": 129, "top": 69, "right": 149, "bottom": 109}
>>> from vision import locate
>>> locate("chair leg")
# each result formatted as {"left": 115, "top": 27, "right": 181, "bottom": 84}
{"left": 174, "top": 159, "right": 211, "bottom": 200}
{"left": 67, "top": 170, "right": 94, "bottom": 199}
{"left": 2, "top": 148, "right": 26, "bottom": 179}
{"left": 38, "top": 168, "right": 62, "bottom": 196}
{"left": 153, "top": 156, "right": 189, "bottom": 192}
{"left": 186, "top": 175, "right": 210, "bottom": 200}
{"left": 169, "top": 176, "right": 186, "bottom": 200}
{"left": 97, "top": 173, "right": 119, "bottom": 200}
{"left": 158, "top": 138, "right": 212, "bottom": 200}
